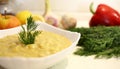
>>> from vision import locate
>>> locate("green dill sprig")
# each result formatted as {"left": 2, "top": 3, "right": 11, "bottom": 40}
{"left": 19, "top": 16, "right": 40, "bottom": 45}
{"left": 69, "top": 26, "right": 120, "bottom": 59}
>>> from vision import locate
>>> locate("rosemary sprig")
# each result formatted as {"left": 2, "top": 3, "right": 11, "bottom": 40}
{"left": 19, "top": 16, "right": 40, "bottom": 45}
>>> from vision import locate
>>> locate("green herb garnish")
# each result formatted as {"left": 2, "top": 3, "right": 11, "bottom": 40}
{"left": 69, "top": 26, "right": 120, "bottom": 58}
{"left": 19, "top": 16, "right": 40, "bottom": 45}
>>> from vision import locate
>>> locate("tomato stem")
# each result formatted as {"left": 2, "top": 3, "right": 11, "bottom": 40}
{"left": 90, "top": 2, "right": 95, "bottom": 14}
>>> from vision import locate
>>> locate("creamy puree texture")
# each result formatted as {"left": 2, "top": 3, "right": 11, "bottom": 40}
{"left": 0, "top": 31, "right": 71, "bottom": 57}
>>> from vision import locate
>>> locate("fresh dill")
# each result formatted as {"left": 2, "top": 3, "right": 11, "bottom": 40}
{"left": 19, "top": 16, "right": 40, "bottom": 45}
{"left": 69, "top": 26, "right": 120, "bottom": 59}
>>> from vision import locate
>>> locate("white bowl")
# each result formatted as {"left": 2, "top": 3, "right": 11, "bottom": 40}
{"left": 0, "top": 22, "right": 80, "bottom": 69}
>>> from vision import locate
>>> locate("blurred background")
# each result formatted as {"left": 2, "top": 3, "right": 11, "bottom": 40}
{"left": 9, "top": 0, "right": 120, "bottom": 12}
{"left": 0, "top": 0, "right": 120, "bottom": 27}
{"left": 0, "top": 0, "right": 119, "bottom": 27}
{"left": 0, "top": 0, "right": 120, "bottom": 13}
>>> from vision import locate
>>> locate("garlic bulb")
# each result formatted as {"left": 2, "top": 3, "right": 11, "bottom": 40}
{"left": 43, "top": 0, "right": 59, "bottom": 27}
{"left": 60, "top": 15, "right": 77, "bottom": 29}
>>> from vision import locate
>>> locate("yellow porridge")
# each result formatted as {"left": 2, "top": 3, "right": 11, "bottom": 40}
{"left": 0, "top": 30, "right": 71, "bottom": 57}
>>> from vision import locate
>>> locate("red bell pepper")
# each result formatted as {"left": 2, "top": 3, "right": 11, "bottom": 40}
{"left": 89, "top": 3, "right": 120, "bottom": 27}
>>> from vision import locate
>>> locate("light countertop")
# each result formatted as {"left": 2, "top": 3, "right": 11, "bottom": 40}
{"left": 50, "top": 47, "right": 120, "bottom": 69}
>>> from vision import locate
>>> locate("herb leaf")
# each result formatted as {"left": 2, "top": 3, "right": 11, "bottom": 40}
{"left": 19, "top": 16, "right": 40, "bottom": 45}
{"left": 69, "top": 26, "right": 120, "bottom": 58}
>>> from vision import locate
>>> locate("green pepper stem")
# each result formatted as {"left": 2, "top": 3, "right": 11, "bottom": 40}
{"left": 90, "top": 2, "right": 95, "bottom": 14}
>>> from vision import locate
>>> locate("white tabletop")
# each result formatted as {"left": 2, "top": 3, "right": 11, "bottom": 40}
{"left": 50, "top": 47, "right": 120, "bottom": 69}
